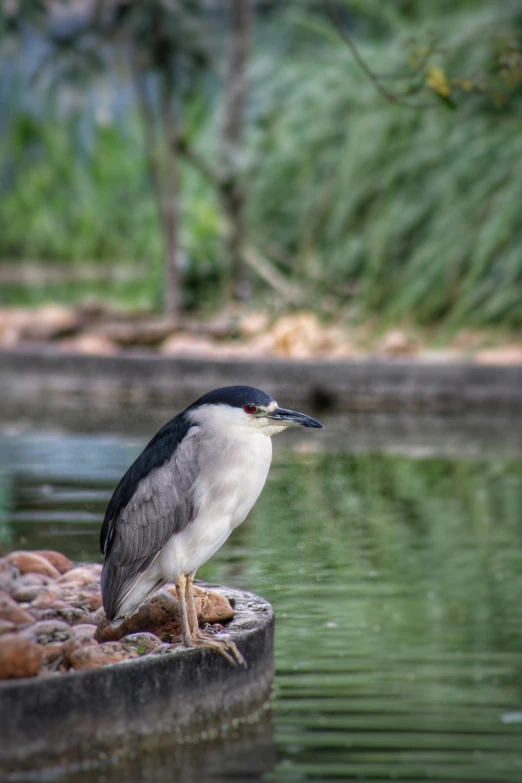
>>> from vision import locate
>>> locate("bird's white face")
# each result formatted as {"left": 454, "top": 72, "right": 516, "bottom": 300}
{"left": 187, "top": 400, "right": 323, "bottom": 438}
{"left": 187, "top": 400, "right": 288, "bottom": 437}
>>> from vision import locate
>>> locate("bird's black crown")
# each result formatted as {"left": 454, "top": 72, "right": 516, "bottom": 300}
{"left": 187, "top": 385, "right": 275, "bottom": 411}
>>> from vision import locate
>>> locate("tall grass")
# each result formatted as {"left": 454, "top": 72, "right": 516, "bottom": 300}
{"left": 246, "top": 1, "right": 522, "bottom": 327}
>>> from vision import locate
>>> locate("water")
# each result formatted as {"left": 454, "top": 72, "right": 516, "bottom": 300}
{"left": 2, "top": 419, "right": 522, "bottom": 782}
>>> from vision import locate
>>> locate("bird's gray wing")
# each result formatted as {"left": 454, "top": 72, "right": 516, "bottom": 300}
{"left": 101, "top": 429, "right": 200, "bottom": 619}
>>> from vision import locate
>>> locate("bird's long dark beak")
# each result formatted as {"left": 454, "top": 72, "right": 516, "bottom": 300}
{"left": 268, "top": 407, "right": 324, "bottom": 429}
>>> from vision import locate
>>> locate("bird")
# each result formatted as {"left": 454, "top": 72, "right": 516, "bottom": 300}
{"left": 100, "top": 385, "right": 324, "bottom": 664}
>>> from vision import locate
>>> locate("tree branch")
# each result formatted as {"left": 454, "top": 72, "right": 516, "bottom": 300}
{"left": 323, "top": 0, "right": 435, "bottom": 110}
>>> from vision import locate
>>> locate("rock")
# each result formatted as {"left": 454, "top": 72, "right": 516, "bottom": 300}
{"left": 0, "top": 592, "right": 34, "bottom": 625}
{"left": 95, "top": 591, "right": 182, "bottom": 643}
{"left": 0, "top": 619, "right": 17, "bottom": 636}
{"left": 251, "top": 312, "right": 327, "bottom": 359}
{"left": 161, "top": 334, "right": 218, "bottom": 357}
{"left": 30, "top": 605, "right": 95, "bottom": 626}
{"left": 164, "top": 584, "right": 235, "bottom": 624}
{"left": 33, "top": 550, "right": 74, "bottom": 575}
{"left": 96, "top": 586, "right": 234, "bottom": 643}
{"left": 475, "top": 347, "right": 522, "bottom": 365}
{"left": 380, "top": 329, "right": 417, "bottom": 356}
{"left": 22, "top": 304, "right": 79, "bottom": 341}
{"left": 13, "top": 572, "right": 52, "bottom": 587}
{"left": 5, "top": 552, "right": 60, "bottom": 580}
{"left": 21, "top": 620, "right": 75, "bottom": 646}
{"left": 30, "top": 592, "right": 72, "bottom": 611}
{"left": 0, "top": 559, "right": 20, "bottom": 593}
{"left": 11, "top": 583, "right": 48, "bottom": 603}
{"left": 68, "top": 642, "right": 139, "bottom": 671}
{"left": 238, "top": 311, "right": 269, "bottom": 339}
{"left": 65, "top": 589, "right": 103, "bottom": 612}
{"left": 92, "top": 318, "right": 176, "bottom": 347}
{"left": 59, "top": 334, "right": 118, "bottom": 356}
{"left": 149, "top": 643, "right": 175, "bottom": 656}
{"left": 120, "top": 632, "right": 163, "bottom": 655}
{"left": 56, "top": 565, "right": 102, "bottom": 587}
{"left": 73, "top": 624, "right": 98, "bottom": 642}
{"left": 39, "top": 642, "right": 68, "bottom": 665}
{"left": 0, "top": 634, "right": 43, "bottom": 679}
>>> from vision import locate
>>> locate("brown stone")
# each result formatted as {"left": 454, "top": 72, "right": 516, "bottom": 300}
{"left": 0, "top": 619, "right": 17, "bottom": 636}
{"left": 64, "top": 589, "right": 103, "bottom": 612}
{"left": 30, "top": 605, "right": 95, "bottom": 626}
{"left": 33, "top": 550, "right": 74, "bottom": 575}
{"left": 95, "top": 586, "right": 234, "bottom": 642}
{"left": 164, "top": 584, "right": 235, "bottom": 624}
{"left": 0, "top": 592, "right": 34, "bottom": 625}
{"left": 40, "top": 641, "right": 67, "bottom": 665}
{"left": 11, "top": 583, "right": 48, "bottom": 603}
{"left": 95, "top": 591, "right": 182, "bottom": 642}
{"left": 380, "top": 329, "right": 417, "bottom": 356}
{"left": 0, "top": 634, "right": 43, "bottom": 679}
{"left": 30, "top": 592, "right": 72, "bottom": 611}
{"left": 5, "top": 552, "right": 60, "bottom": 580}
{"left": 0, "top": 559, "right": 20, "bottom": 593}
{"left": 21, "top": 620, "right": 75, "bottom": 646}
{"left": 59, "top": 334, "right": 118, "bottom": 356}
{"left": 73, "top": 624, "right": 98, "bottom": 642}
{"left": 56, "top": 565, "right": 102, "bottom": 587}
{"left": 68, "top": 642, "right": 139, "bottom": 671}
{"left": 120, "top": 632, "right": 163, "bottom": 654}
{"left": 475, "top": 347, "right": 522, "bottom": 365}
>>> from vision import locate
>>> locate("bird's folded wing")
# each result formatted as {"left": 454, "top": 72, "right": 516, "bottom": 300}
{"left": 101, "top": 427, "right": 199, "bottom": 618}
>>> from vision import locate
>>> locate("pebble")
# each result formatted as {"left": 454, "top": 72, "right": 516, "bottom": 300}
{"left": 0, "top": 634, "right": 43, "bottom": 678}
{"left": 73, "top": 624, "right": 98, "bottom": 642}
{"left": 0, "top": 619, "right": 17, "bottom": 636}
{"left": 68, "top": 642, "right": 139, "bottom": 671}
{"left": 21, "top": 619, "right": 75, "bottom": 645}
{"left": 0, "top": 591, "right": 34, "bottom": 625}
{"left": 33, "top": 550, "right": 74, "bottom": 575}
{"left": 5, "top": 552, "right": 61, "bottom": 580}
{"left": 120, "top": 632, "right": 163, "bottom": 654}
{"left": 0, "top": 549, "right": 235, "bottom": 680}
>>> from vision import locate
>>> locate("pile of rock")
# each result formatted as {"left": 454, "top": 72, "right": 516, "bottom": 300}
{"left": 0, "top": 550, "right": 234, "bottom": 679}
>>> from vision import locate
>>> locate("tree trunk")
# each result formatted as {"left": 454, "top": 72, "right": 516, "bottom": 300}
{"left": 220, "top": 0, "right": 252, "bottom": 300}
{"left": 161, "top": 102, "right": 181, "bottom": 321}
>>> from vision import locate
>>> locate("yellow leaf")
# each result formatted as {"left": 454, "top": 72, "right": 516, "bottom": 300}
{"left": 426, "top": 65, "right": 450, "bottom": 97}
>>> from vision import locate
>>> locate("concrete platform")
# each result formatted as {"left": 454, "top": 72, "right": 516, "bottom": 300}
{"left": 0, "top": 585, "right": 274, "bottom": 777}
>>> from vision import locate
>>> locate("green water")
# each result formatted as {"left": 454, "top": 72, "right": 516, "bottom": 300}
{"left": 1, "top": 428, "right": 522, "bottom": 782}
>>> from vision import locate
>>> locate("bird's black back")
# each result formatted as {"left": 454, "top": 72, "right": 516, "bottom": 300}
{"left": 100, "top": 413, "right": 193, "bottom": 555}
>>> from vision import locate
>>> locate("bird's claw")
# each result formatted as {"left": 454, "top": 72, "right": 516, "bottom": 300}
{"left": 178, "top": 631, "right": 246, "bottom": 668}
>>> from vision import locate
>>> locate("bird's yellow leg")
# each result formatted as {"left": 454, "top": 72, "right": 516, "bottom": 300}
{"left": 175, "top": 572, "right": 193, "bottom": 649}
{"left": 185, "top": 572, "right": 246, "bottom": 668}
{"left": 185, "top": 571, "right": 199, "bottom": 636}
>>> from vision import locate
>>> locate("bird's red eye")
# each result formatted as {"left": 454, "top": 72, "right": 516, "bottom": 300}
{"left": 243, "top": 404, "right": 257, "bottom": 414}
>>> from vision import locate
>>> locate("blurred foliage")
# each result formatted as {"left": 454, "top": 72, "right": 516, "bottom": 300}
{"left": 0, "top": 0, "right": 521, "bottom": 325}
{"left": 247, "top": 0, "right": 522, "bottom": 327}
{"left": 0, "top": 108, "right": 222, "bottom": 309}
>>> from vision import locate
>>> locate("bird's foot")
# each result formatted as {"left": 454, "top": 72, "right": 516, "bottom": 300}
{"left": 179, "top": 630, "right": 246, "bottom": 668}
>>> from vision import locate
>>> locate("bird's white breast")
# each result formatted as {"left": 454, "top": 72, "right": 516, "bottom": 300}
{"left": 159, "top": 417, "right": 273, "bottom": 578}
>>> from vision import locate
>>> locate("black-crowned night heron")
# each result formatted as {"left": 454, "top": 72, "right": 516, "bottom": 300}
{"left": 100, "top": 385, "right": 323, "bottom": 664}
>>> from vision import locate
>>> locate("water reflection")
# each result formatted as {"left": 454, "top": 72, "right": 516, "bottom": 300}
{"left": 1, "top": 427, "right": 522, "bottom": 782}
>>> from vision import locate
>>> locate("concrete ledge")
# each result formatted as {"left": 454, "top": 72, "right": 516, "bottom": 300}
{"left": 0, "top": 585, "right": 274, "bottom": 776}
{"left": 1, "top": 347, "right": 522, "bottom": 416}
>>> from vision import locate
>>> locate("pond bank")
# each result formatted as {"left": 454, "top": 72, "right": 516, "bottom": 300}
{"left": 2, "top": 347, "right": 522, "bottom": 420}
